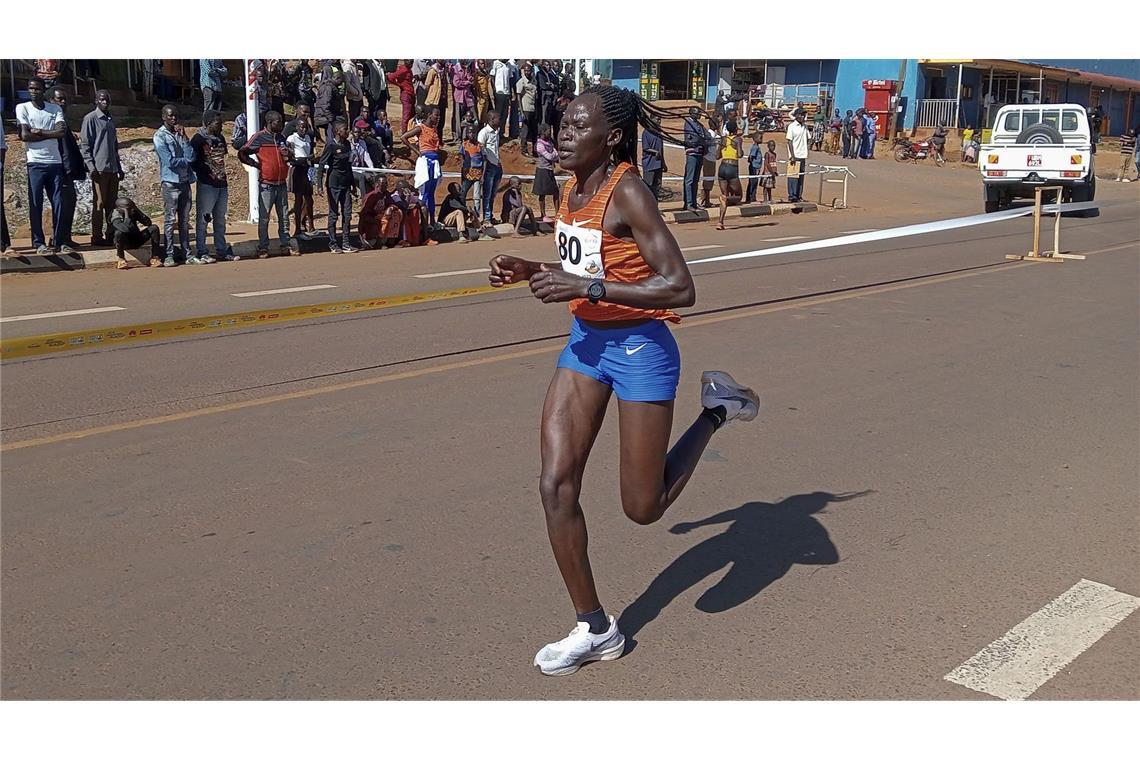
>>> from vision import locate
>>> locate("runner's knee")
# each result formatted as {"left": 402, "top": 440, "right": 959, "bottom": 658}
{"left": 539, "top": 467, "right": 582, "bottom": 513}
{"left": 621, "top": 491, "right": 665, "bottom": 526}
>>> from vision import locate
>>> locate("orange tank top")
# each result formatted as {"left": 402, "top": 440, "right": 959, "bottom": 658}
{"left": 556, "top": 163, "right": 679, "bottom": 323}
{"left": 419, "top": 124, "right": 440, "bottom": 153}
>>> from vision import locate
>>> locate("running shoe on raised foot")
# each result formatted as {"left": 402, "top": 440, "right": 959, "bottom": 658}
{"left": 701, "top": 370, "right": 760, "bottom": 423}
{"left": 533, "top": 616, "right": 625, "bottom": 676}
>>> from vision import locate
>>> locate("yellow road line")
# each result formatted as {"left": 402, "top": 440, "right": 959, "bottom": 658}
{"left": 0, "top": 261, "right": 1029, "bottom": 452}
{"left": 3, "top": 240, "right": 1133, "bottom": 452}
{"left": 0, "top": 282, "right": 523, "bottom": 361}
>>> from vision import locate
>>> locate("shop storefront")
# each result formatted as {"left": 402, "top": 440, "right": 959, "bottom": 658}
{"left": 640, "top": 60, "right": 706, "bottom": 102}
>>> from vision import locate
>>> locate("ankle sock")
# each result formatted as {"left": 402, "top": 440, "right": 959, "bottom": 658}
{"left": 701, "top": 405, "right": 728, "bottom": 430}
{"left": 577, "top": 607, "right": 609, "bottom": 635}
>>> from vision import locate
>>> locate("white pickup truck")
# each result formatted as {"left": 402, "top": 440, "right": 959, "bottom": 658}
{"left": 979, "top": 103, "right": 1096, "bottom": 213}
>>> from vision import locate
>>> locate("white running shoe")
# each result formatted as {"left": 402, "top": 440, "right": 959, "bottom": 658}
{"left": 701, "top": 370, "right": 760, "bottom": 423}
{"left": 533, "top": 616, "right": 625, "bottom": 676}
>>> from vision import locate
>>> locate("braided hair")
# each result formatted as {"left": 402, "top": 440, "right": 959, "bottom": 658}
{"left": 581, "top": 84, "right": 705, "bottom": 168}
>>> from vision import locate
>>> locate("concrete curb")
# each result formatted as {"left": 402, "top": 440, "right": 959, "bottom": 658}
{"left": 2, "top": 201, "right": 820, "bottom": 272}
{"left": 0, "top": 251, "right": 87, "bottom": 274}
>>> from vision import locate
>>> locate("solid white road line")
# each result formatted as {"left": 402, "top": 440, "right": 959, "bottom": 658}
{"left": 413, "top": 268, "right": 490, "bottom": 279}
{"left": 0, "top": 306, "right": 126, "bottom": 323}
{"left": 944, "top": 579, "right": 1140, "bottom": 700}
{"left": 680, "top": 245, "right": 724, "bottom": 252}
{"left": 760, "top": 236, "right": 809, "bottom": 242}
{"left": 231, "top": 285, "right": 338, "bottom": 298}
{"left": 687, "top": 204, "right": 1077, "bottom": 266}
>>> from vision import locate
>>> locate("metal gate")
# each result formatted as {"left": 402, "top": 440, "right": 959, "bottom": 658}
{"left": 916, "top": 99, "right": 959, "bottom": 128}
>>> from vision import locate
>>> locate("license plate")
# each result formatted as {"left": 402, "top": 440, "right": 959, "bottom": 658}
{"left": 1027, "top": 155, "right": 1043, "bottom": 167}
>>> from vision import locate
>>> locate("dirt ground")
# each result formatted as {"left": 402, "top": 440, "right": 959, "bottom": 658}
{"left": 2, "top": 95, "right": 1131, "bottom": 241}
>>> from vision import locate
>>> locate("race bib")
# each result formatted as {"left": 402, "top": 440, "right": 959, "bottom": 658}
{"left": 555, "top": 219, "right": 604, "bottom": 279}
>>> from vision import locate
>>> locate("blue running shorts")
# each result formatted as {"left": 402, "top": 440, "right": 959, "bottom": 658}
{"left": 557, "top": 317, "right": 681, "bottom": 402}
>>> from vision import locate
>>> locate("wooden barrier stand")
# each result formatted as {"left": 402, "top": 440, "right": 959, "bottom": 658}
{"left": 1005, "top": 186, "right": 1086, "bottom": 262}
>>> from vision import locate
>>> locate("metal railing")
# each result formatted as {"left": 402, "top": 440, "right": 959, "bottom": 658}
{"left": 916, "top": 99, "right": 959, "bottom": 128}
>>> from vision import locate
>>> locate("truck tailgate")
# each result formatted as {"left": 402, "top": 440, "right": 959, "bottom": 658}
{"left": 980, "top": 145, "right": 1090, "bottom": 180}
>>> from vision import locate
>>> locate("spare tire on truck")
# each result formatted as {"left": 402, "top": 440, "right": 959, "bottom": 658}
{"left": 1016, "top": 123, "right": 1064, "bottom": 145}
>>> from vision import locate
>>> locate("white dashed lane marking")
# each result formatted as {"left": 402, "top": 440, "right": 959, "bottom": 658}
{"left": 680, "top": 245, "right": 724, "bottom": 252}
{"left": 759, "top": 236, "right": 809, "bottom": 242}
{"left": 842, "top": 228, "right": 880, "bottom": 234}
{"left": 944, "top": 579, "right": 1140, "bottom": 700}
{"left": 0, "top": 306, "right": 126, "bottom": 323}
{"left": 231, "top": 285, "right": 338, "bottom": 298}
{"left": 413, "top": 268, "right": 490, "bottom": 279}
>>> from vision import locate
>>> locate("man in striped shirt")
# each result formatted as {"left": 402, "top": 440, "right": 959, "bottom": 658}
{"left": 1117, "top": 128, "right": 1137, "bottom": 182}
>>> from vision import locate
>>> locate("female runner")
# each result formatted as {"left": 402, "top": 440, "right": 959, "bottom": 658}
{"left": 716, "top": 120, "right": 743, "bottom": 230}
{"left": 488, "top": 86, "right": 760, "bottom": 676}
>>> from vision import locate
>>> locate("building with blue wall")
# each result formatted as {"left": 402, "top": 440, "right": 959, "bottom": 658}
{"left": 597, "top": 58, "right": 1140, "bottom": 136}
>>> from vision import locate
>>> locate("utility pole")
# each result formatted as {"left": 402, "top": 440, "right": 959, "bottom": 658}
{"left": 888, "top": 58, "right": 908, "bottom": 138}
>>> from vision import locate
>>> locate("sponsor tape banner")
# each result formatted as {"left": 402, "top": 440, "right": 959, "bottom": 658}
{"left": 1, "top": 283, "right": 519, "bottom": 361}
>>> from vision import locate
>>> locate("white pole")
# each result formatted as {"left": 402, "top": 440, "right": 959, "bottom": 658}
{"left": 575, "top": 58, "right": 581, "bottom": 95}
{"left": 955, "top": 64, "right": 963, "bottom": 128}
{"left": 1015, "top": 72, "right": 1020, "bottom": 103}
{"left": 245, "top": 58, "right": 260, "bottom": 224}
{"left": 1038, "top": 69, "right": 1043, "bottom": 103}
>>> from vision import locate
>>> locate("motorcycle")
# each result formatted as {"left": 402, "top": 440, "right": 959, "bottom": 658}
{"left": 892, "top": 136, "right": 944, "bottom": 166}
{"left": 752, "top": 108, "right": 783, "bottom": 133}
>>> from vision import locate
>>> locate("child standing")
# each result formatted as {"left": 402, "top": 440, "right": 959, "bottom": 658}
{"left": 400, "top": 106, "right": 444, "bottom": 227}
{"left": 761, "top": 140, "right": 779, "bottom": 204}
{"left": 315, "top": 119, "right": 358, "bottom": 253}
{"left": 287, "top": 118, "right": 315, "bottom": 238}
{"left": 745, "top": 132, "right": 764, "bottom": 203}
{"left": 533, "top": 124, "right": 559, "bottom": 222}
{"left": 461, "top": 128, "right": 485, "bottom": 215}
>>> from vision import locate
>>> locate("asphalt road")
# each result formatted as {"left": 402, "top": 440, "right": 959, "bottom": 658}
{"left": 2, "top": 163, "right": 1137, "bottom": 699}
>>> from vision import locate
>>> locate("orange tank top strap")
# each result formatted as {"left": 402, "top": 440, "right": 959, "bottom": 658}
{"left": 556, "top": 162, "right": 679, "bottom": 324}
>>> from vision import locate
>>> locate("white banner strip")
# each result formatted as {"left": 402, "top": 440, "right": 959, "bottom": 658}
{"left": 686, "top": 203, "right": 1097, "bottom": 266}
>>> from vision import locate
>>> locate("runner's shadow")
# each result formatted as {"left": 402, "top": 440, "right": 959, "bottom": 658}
{"left": 618, "top": 490, "right": 872, "bottom": 652}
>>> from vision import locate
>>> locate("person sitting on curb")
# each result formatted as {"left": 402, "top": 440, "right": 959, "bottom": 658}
{"left": 110, "top": 197, "right": 162, "bottom": 269}
{"left": 440, "top": 182, "right": 479, "bottom": 243}
{"left": 500, "top": 176, "right": 539, "bottom": 236}
{"left": 358, "top": 175, "right": 404, "bottom": 250}
{"left": 391, "top": 180, "right": 428, "bottom": 247}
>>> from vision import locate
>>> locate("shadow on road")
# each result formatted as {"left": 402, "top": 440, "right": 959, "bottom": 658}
{"left": 618, "top": 490, "right": 873, "bottom": 652}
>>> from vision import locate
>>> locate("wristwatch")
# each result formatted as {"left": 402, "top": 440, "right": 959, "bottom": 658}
{"left": 586, "top": 280, "right": 607, "bottom": 304}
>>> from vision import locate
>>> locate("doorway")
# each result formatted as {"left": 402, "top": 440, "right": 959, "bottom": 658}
{"left": 659, "top": 61, "right": 689, "bottom": 100}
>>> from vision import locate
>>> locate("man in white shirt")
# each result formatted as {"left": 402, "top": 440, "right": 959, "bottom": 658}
{"left": 478, "top": 111, "right": 503, "bottom": 223}
{"left": 784, "top": 107, "right": 810, "bottom": 202}
{"left": 491, "top": 59, "right": 513, "bottom": 141}
{"left": 16, "top": 77, "right": 70, "bottom": 254}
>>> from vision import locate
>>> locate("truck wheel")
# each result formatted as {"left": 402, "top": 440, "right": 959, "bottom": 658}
{"left": 1016, "top": 124, "right": 1064, "bottom": 145}
{"left": 1070, "top": 175, "right": 1097, "bottom": 216}
{"left": 984, "top": 186, "right": 1001, "bottom": 213}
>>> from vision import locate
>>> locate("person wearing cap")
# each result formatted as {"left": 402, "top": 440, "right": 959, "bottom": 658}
{"left": 785, "top": 107, "right": 810, "bottom": 203}
{"left": 351, "top": 118, "right": 387, "bottom": 196}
